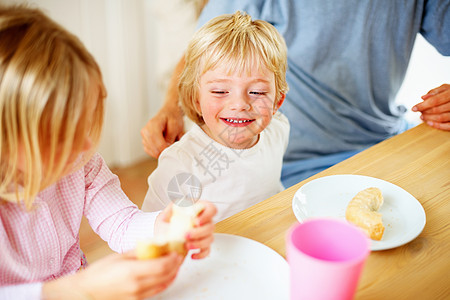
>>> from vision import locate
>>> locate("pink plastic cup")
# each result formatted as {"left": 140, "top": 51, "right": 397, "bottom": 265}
{"left": 286, "top": 218, "right": 370, "bottom": 300}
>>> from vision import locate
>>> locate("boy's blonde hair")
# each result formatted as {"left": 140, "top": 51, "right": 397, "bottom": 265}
{"left": 179, "top": 11, "right": 289, "bottom": 125}
{"left": 0, "top": 6, "right": 106, "bottom": 209}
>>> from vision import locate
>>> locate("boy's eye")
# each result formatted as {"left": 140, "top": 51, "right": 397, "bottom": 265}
{"left": 249, "top": 91, "right": 267, "bottom": 95}
{"left": 211, "top": 90, "right": 228, "bottom": 94}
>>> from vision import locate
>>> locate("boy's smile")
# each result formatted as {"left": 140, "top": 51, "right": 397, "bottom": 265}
{"left": 221, "top": 117, "right": 255, "bottom": 126}
{"left": 197, "top": 63, "right": 284, "bottom": 149}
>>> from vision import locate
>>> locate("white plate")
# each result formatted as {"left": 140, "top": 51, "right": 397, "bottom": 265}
{"left": 152, "top": 233, "right": 289, "bottom": 300}
{"left": 292, "top": 174, "right": 426, "bottom": 251}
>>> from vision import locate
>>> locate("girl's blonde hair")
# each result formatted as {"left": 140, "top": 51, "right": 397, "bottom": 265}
{"left": 179, "top": 11, "right": 289, "bottom": 125}
{"left": 0, "top": 6, "right": 106, "bottom": 209}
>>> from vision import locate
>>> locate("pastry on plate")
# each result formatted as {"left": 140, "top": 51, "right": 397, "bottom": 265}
{"left": 345, "top": 187, "right": 385, "bottom": 240}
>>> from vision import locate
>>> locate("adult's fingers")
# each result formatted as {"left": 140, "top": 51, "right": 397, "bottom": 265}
{"left": 165, "top": 114, "right": 185, "bottom": 144}
{"left": 141, "top": 118, "right": 168, "bottom": 158}
{"left": 413, "top": 84, "right": 450, "bottom": 112}
{"left": 421, "top": 84, "right": 450, "bottom": 100}
{"left": 419, "top": 101, "right": 450, "bottom": 116}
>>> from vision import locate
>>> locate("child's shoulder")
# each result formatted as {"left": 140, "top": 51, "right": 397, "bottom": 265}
{"left": 272, "top": 111, "right": 289, "bottom": 126}
{"left": 266, "top": 111, "right": 289, "bottom": 135}
{"left": 260, "top": 112, "right": 290, "bottom": 150}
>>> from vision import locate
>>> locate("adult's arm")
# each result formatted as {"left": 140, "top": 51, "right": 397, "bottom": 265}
{"left": 141, "top": 56, "right": 186, "bottom": 158}
{"left": 140, "top": 0, "right": 213, "bottom": 158}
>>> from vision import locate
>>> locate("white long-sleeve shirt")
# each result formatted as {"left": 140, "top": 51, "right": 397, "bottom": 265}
{"left": 142, "top": 112, "right": 290, "bottom": 222}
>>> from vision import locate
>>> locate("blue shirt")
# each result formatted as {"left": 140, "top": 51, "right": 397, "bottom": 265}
{"left": 197, "top": 0, "right": 450, "bottom": 163}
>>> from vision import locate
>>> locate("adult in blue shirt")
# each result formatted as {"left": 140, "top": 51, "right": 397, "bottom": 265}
{"left": 141, "top": 0, "right": 450, "bottom": 188}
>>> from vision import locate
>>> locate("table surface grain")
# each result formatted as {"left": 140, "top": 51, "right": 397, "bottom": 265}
{"left": 215, "top": 123, "right": 450, "bottom": 299}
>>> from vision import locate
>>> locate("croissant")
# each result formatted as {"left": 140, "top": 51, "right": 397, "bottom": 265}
{"left": 345, "top": 187, "right": 385, "bottom": 240}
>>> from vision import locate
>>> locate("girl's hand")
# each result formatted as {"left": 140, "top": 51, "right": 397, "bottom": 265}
{"left": 412, "top": 84, "right": 450, "bottom": 131}
{"left": 42, "top": 251, "right": 183, "bottom": 300}
{"left": 186, "top": 201, "right": 217, "bottom": 259}
{"left": 154, "top": 201, "right": 217, "bottom": 260}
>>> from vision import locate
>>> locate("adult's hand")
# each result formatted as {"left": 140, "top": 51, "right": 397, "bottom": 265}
{"left": 412, "top": 84, "right": 450, "bottom": 131}
{"left": 141, "top": 104, "right": 184, "bottom": 158}
{"left": 42, "top": 251, "right": 183, "bottom": 300}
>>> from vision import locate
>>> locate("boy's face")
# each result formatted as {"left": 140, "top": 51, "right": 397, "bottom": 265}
{"left": 197, "top": 63, "right": 284, "bottom": 149}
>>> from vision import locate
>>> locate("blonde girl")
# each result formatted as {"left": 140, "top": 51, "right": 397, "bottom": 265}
{"left": 0, "top": 6, "right": 215, "bottom": 300}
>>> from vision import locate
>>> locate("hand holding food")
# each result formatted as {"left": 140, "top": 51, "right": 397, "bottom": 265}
{"left": 42, "top": 251, "right": 182, "bottom": 300}
{"left": 137, "top": 201, "right": 216, "bottom": 259}
{"left": 136, "top": 238, "right": 170, "bottom": 260}
{"left": 345, "top": 187, "right": 385, "bottom": 240}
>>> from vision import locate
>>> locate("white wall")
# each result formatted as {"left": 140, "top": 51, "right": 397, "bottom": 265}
{"left": 0, "top": 0, "right": 199, "bottom": 167}
{"left": 1, "top": 1, "right": 449, "bottom": 166}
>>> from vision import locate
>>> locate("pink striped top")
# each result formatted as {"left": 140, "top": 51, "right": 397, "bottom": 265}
{"left": 0, "top": 153, "right": 158, "bottom": 299}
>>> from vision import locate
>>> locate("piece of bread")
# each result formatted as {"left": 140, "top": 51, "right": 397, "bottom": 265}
{"left": 168, "top": 240, "right": 188, "bottom": 256}
{"left": 345, "top": 187, "right": 385, "bottom": 240}
{"left": 137, "top": 203, "right": 204, "bottom": 259}
{"left": 136, "top": 238, "right": 169, "bottom": 260}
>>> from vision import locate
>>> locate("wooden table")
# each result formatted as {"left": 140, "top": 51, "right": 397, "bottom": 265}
{"left": 215, "top": 123, "right": 450, "bottom": 299}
